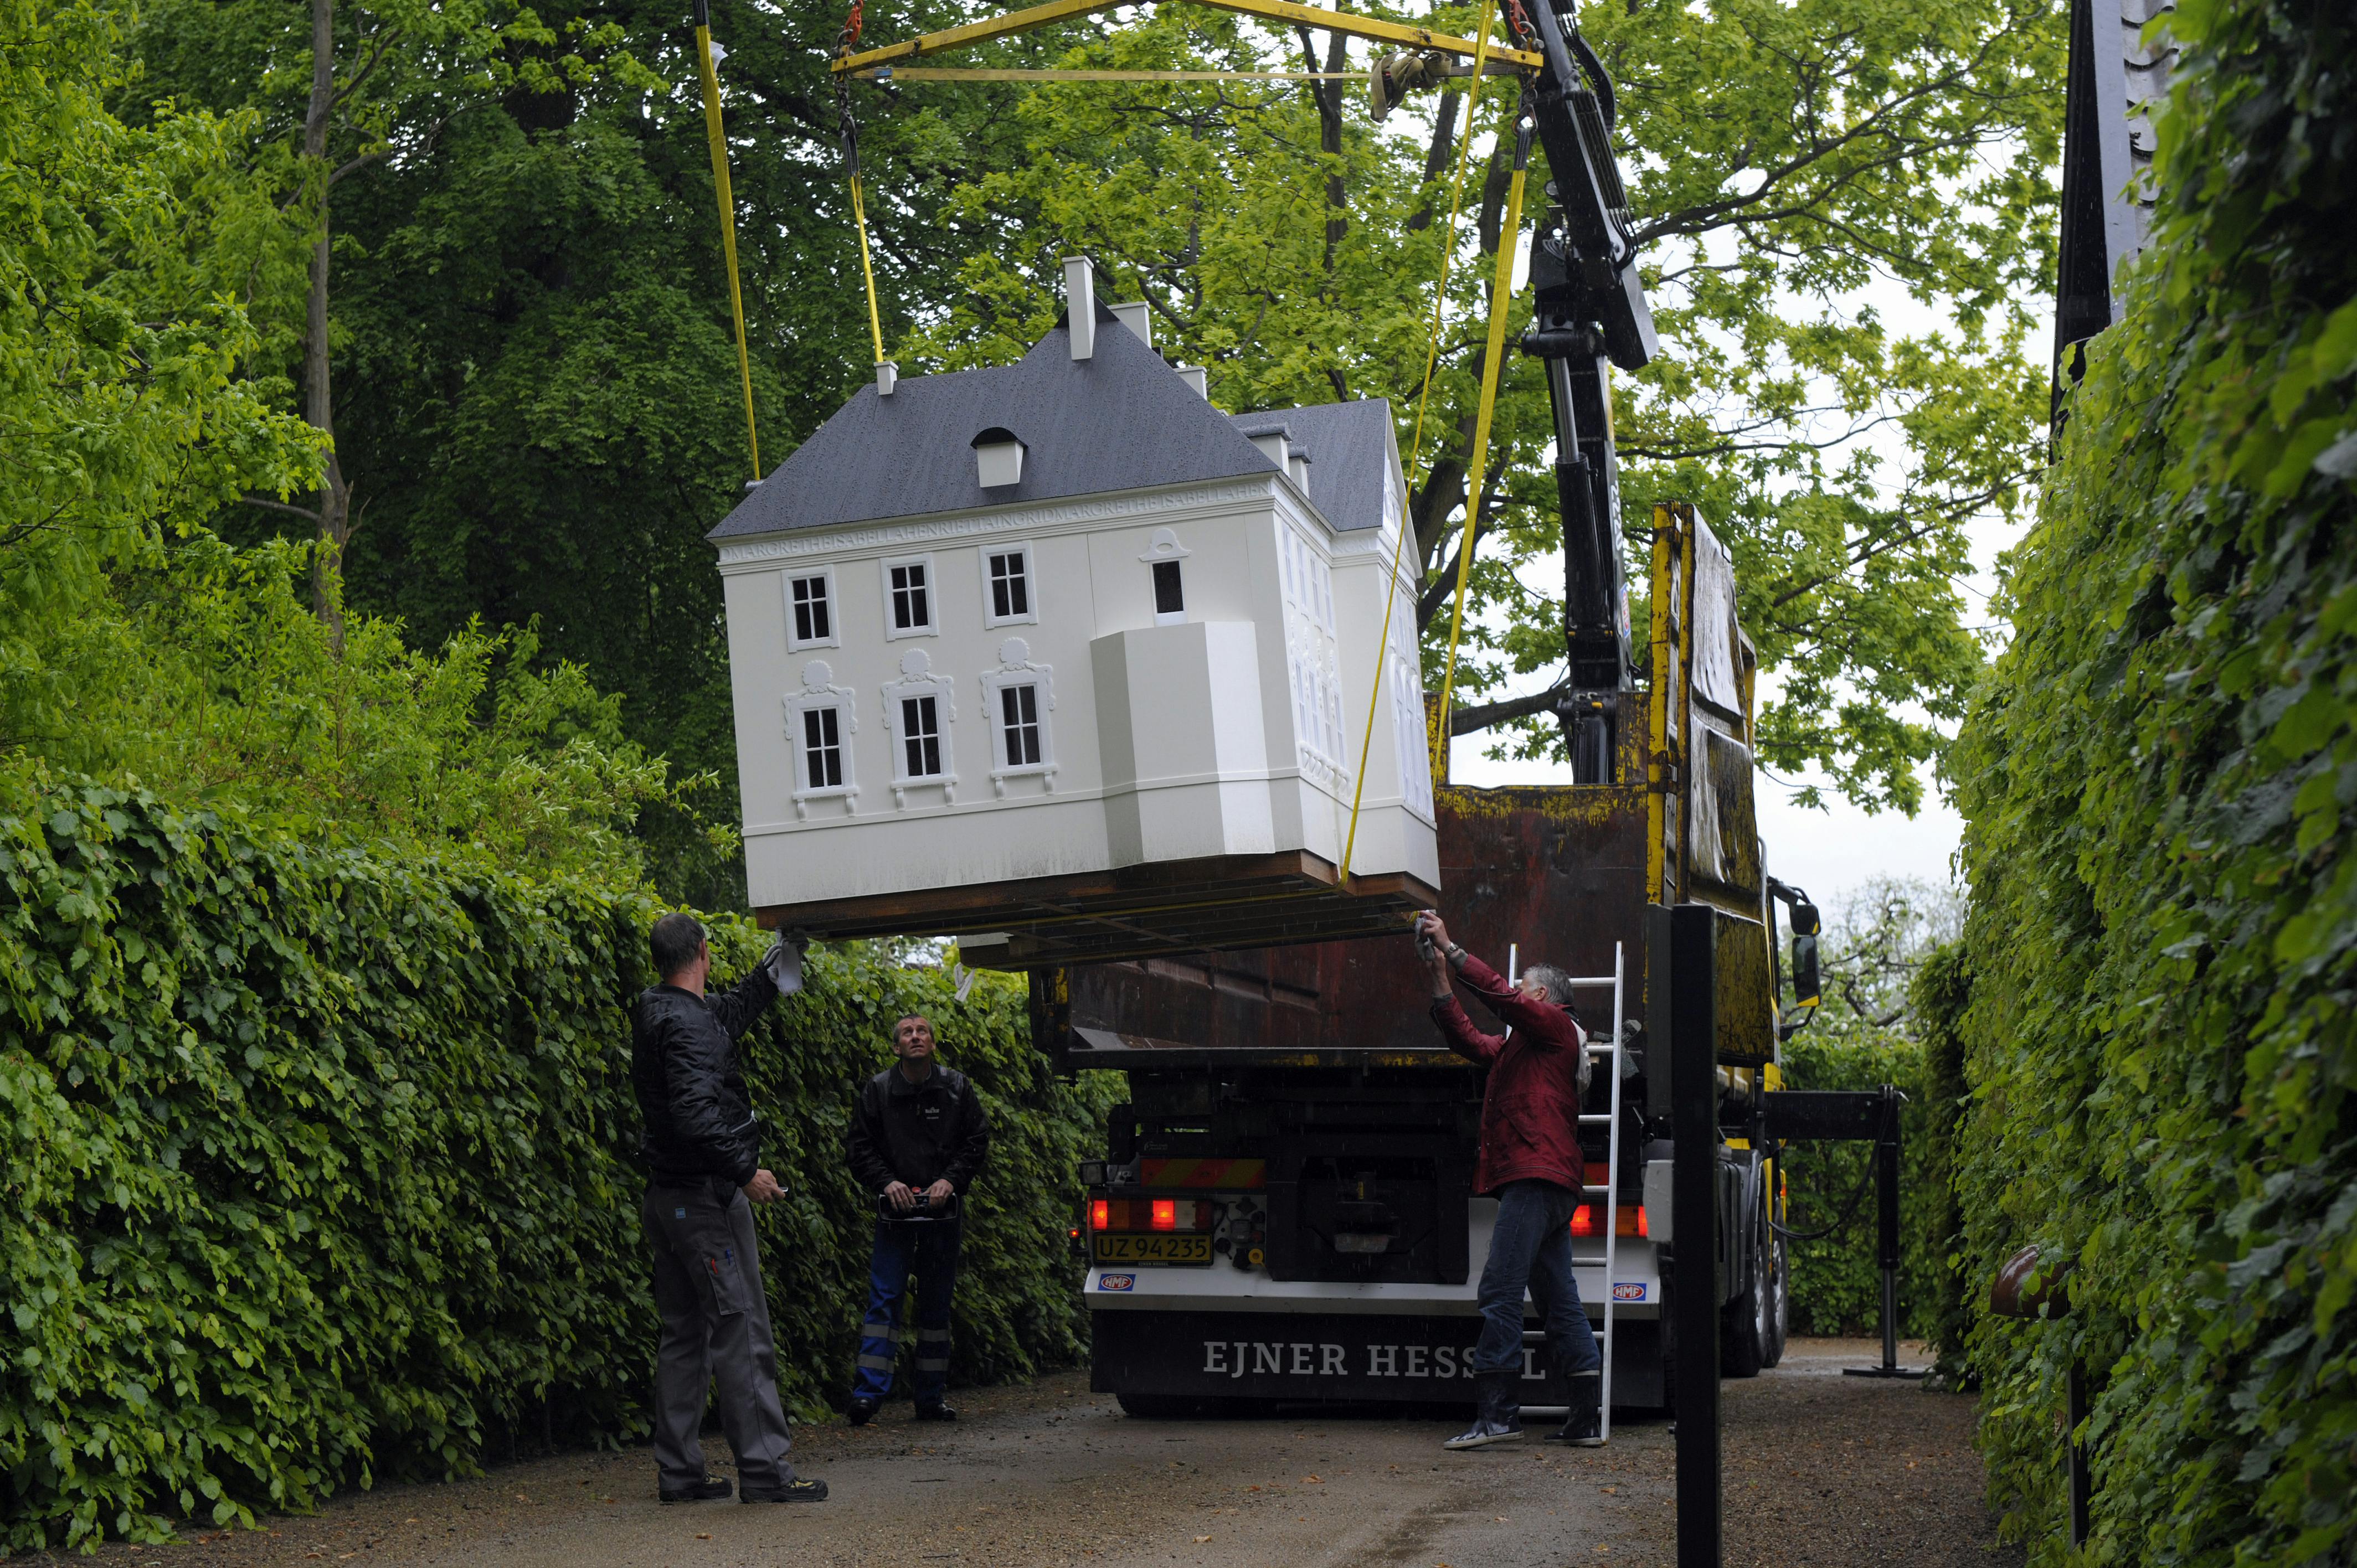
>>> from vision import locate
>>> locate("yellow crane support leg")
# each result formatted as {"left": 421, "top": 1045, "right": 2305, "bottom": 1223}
{"left": 1432, "top": 132, "right": 1529, "bottom": 738}
{"left": 694, "top": 0, "right": 761, "bottom": 480}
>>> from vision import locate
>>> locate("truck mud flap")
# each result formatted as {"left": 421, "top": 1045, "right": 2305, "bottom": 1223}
{"left": 1093, "top": 1311, "right": 1663, "bottom": 1408}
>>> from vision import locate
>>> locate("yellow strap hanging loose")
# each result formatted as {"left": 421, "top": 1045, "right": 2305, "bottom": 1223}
{"left": 694, "top": 4, "right": 761, "bottom": 480}
{"left": 1431, "top": 125, "right": 1529, "bottom": 739}
{"left": 1338, "top": 3, "right": 1498, "bottom": 885}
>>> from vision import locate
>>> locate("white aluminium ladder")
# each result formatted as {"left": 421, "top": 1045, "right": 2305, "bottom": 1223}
{"left": 1521, "top": 941, "right": 1627, "bottom": 1442}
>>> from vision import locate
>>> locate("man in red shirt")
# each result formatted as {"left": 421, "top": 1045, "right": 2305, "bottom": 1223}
{"left": 1417, "top": 911, "right": 1604, "bottom": 1449}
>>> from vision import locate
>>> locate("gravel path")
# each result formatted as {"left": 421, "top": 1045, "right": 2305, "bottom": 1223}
{"left": 36, "top": 1339, "right": 2016, "bottom": 1568}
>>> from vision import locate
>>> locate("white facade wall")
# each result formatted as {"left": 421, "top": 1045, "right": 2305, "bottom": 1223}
{"left": 717, "top": 467, "right": 1438, "bottom": 913}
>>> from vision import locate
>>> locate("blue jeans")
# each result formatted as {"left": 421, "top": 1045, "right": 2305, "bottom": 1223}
{"left": 853, "top": 1216, "right": 961, "bottom": 1401}
{"left": 1472, "top": 1179, "right": 1602, "bottom": 1381}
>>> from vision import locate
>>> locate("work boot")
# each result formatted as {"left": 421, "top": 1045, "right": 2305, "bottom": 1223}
{"left": 1442, "top": 1370, "right": 1524, "bottom": 1450}
{"left": 1547, "top": 1369, "right": 1604, "bottom": 1446}
{"left": 913, "top": 1399, "right": 958, "bottom": 1422}
{"left": 658, "top": 1477, "right": 733, "bottom": 1504}
{"left": 847, "top": 1396, "right": 880, "bottom": 1427}
{"left": 741, "top": 1477, "right": 830, "bottom": 1503}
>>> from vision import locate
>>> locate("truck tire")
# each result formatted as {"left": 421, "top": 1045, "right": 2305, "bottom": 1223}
{"left": 1762, "top": 1233, "right": 1789, "bottom": 1369}
{"left": 1721, "top": 1212, "right": 1767, "bottom": 1379}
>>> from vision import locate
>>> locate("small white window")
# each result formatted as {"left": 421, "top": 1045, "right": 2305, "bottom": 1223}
{"left": 980, "top": 637, "right": 1058, "bottom": 795}
{"left": 982, "top": 544, "right": 1038, "bottom": 627}
{"left": 801, "top": 705, "right": 847, "bottom": 787}
{"left": 1000, "top": 683, "right": 1043, "bottom": 766}
{"left": 899, "top": 695, "right": 944, "bottom": 777}
{"left": 1152, "top": 560, "right": 1185, "bottom": 623}
{"left": 781, "top": 660, "right": 860, "bottom": 818}
{"left": 784, "top": 569, "right": 837, "bottom": 650}
{"left": 883, "top": 555, "right": 935, "bottom": 639}
{"left": 881, "top": 647, "right": 959, "bottom": 804}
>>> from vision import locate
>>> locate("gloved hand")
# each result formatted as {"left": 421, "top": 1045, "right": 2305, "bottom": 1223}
{"left": 765, "top": 931, "right": 809, "bottom": 995}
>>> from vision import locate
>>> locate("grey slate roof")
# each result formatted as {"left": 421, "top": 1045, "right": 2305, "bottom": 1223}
{"left": 2056, "top": 0, "right": 2176, "bottom": 360}
{"left": 707, "top": 304, "right": 1401, "bottom": 543}
{"left": 1234, "top": 400, "right": 1395, "bottom": 534}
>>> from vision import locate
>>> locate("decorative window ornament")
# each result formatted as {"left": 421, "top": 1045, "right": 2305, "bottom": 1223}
{"left": 880, "top": 646, "right": 959, "bottom": 806}
{"left": 781, "top": 659, "right": 859, "bottom": 818}
{"left": 979, "top": 635, "right": 1058, "bottom": 796}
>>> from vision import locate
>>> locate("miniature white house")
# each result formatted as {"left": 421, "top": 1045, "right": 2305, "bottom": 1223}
{"left": 707, "top": 257, "right": 1439, "bottom": 964}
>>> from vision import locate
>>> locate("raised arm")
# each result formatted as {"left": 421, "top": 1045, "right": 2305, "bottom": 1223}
{"left": 706, "top": 955, "right": 781, "bottom": 1041}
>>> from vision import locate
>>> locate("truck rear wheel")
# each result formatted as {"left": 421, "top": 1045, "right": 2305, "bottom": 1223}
{"left": 1721, "top": 1212, "right": 1768, "bottom": 1379}
{"left": 1762, "top": 1233, "right": 1789, "bottom": 1369}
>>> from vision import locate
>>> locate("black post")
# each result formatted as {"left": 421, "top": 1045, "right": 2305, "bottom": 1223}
{"left": 1669, "top": 903, "right": 1721, "bottom": 1568}
{"left": 1844, "top": 1087, "right": 1926, "bottom": 1379}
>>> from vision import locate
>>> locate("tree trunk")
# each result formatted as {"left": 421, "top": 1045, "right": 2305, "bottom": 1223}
{"left": 304, "top": 0, "right": 352, "bottom": 650}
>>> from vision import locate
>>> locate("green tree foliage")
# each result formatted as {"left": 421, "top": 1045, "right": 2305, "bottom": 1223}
{"left": 0, "top": 0, "right": 321, "bottom": 750}
{"left": 1775, "top": 878, "right": 1957, "bottom": 1339}
{"left": 884, "top": 0, "right": 2060, "bottom": 812}
{"left": 0, "top": 766, "right": 1117, "bottom": 1550}
{"left": 1950, "top": 2, "right": 2356, "bottom": 1560}
{"left": 123, "top": 0, "right": 2065, "bottom": 910}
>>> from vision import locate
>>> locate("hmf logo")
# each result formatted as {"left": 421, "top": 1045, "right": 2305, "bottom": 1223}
{"left": 1097, "top": 1273, "right": 1136, "bottom": 1291}
{"left": 1612, "top": 1282, "right": 1648, "bottom": 1301}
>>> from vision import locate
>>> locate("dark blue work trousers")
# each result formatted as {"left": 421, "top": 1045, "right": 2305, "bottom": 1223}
{"left": 852, "top": 1216, "right": 961, "bottom": 1402}
{"left": 1472, "top": 1178, "right": 1603, "bottom": 1382}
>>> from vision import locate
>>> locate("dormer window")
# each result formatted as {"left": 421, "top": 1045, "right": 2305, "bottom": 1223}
{"left": 972, "top": 427, "right": 1026, "bottom": 488}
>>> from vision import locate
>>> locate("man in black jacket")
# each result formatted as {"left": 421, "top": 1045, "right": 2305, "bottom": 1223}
{"left": 844, "top": 1013, "right": 990, "bottom": 1425}
{"left": 631, "top": 912, "right": 826, "bottom": 1505}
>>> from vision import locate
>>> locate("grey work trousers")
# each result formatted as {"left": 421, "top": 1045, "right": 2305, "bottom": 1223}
{"left": 642, "top": 1179, "right": 796, "bottom": 1493}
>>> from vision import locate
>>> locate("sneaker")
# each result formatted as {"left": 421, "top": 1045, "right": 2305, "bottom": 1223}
{"left": 1442, "top": 1370, "right": 1524, "bottom": 1451}
{"left": 913, "top": 1400, "right": 958, "bottom": 1423}
{"left": 847, "top": 1397, "right": 880, "bottom": 1427}
{"left": 1442, "top": 1416, "right": 1524, "bottom": 1450}
{"left": 658, "top": 1477, "right": 733, "bottom": 1504}
{"left": 741, "top": 1477, "right": 829, "bottom": 1504}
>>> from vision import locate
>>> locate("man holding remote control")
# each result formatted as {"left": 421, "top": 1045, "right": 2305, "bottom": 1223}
{"left": 845, "top": 1013, "right": 991, "bottom": 1426}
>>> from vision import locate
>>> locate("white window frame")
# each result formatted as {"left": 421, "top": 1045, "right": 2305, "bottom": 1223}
{"left": 783, "top": 565, "right": 839, "bottom": 652}
{"left": 781, "top": 660, "right": 860, "bottom": 819}
{"left": 880, "top": 647, "right": 959, "bottom": 806}
{"left": 881, "top": 553, "right": 938, "bottom": 641}
{"left": 1138, "top": 528, "right": 1191, "bottom": 627}
{"left": 979, "top": 541, "right": 1040, "bottom": 630}
{"left": 979, "top": 636, "right": 1058, "bottom": 795}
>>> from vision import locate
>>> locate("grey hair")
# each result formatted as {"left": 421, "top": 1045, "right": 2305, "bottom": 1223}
{"left": 1517, "top": 963, "right": 1592, "bottom": 1093}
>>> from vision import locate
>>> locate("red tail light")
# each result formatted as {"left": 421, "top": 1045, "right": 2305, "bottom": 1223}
{"left": 1569, "top": 1204, "right": 1649, "bottom": 1239}
{"left": 1091, "top": 1199, "right": 1110, "bottom": 1232}
{"left": 1151, "top": 1198, "right": 1177, "bottom": 1231}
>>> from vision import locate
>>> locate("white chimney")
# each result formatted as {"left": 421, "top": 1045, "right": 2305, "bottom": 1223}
{"left": 1063, "top": 255, "right": 1096, "bottom": 360}
{"left": 876, "top": 360, "right": 897, "bottom": 396}
{"left": 1176, "top": 364, "right": 1208, "bottom": 398}
{"left": 1109, "top": 301, "right": 1151, "bottom": 348}
{"left": 1247, "top": 431, "right": 1288, "bottom": 468}
{"left": 1290, "top": 451, "right": 1311, "bottom": 488}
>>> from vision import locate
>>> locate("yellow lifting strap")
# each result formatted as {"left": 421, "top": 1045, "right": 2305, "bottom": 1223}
{"left": 693, "top": 3, "right": 761, "bottom": 481}
{"left": 1432, "top": 146, "right": 1527, "bottom": 740}
{"left": 847, "top": 171, "right": 887, "bottom": 365}
{"left": 1338, "top": 0, "right": 1502, "bottom": 883}
{"left": 854, "top": 65, "right": 1368, "bottom": 81}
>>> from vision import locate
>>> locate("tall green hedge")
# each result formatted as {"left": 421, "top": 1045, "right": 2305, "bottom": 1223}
{"left": 1951, "top": 1, "right": 2355, "bottom": 1562}
{"left": 0, "top": 765, "right": 1118, "bottom": 1551}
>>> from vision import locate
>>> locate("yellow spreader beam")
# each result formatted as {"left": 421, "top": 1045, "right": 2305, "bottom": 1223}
{"left": 830, "top": 0, "right": 1542, "bottom": 76}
